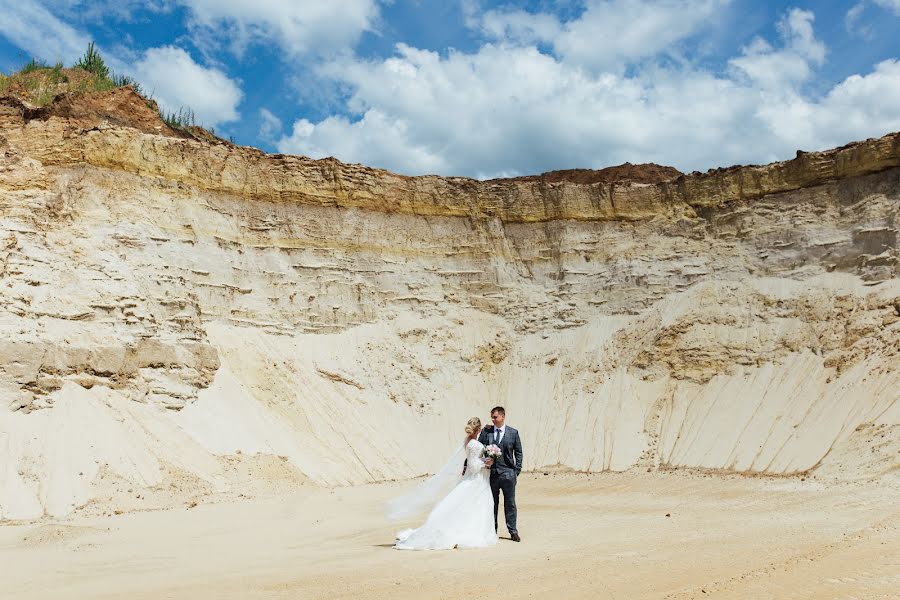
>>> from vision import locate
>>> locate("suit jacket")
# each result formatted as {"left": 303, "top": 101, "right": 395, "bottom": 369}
{"left": 479, "top": 425, "right": 523, "bottom": 476}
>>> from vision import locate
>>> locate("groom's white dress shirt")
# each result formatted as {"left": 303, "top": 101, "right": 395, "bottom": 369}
{"left": 493, "top": 426, "right": 505, "bottom": 444}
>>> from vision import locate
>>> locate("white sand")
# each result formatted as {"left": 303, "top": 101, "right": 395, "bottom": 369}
{"left": 1, "top": 472, "right": 897, "bottom": 599}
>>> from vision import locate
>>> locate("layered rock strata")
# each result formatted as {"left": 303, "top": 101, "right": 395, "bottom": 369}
{"left": 0, "top": 90, "right": 897, "bottom": 520}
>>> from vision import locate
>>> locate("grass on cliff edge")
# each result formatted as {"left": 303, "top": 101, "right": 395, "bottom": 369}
{"left": 0, "top": 43, "right": 208, "bottom": 134}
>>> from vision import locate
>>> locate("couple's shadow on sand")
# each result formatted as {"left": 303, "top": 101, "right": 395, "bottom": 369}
{"left": 373, "top": 536, "right": 516, "bottom": 548}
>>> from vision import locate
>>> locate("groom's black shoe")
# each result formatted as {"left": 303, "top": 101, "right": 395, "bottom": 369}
{"left": 511, "top": 533, "right": 521, "bottom": 542}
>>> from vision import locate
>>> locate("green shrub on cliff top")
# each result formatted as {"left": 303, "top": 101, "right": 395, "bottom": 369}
{"left": 73, "top": 42, "right": 109, "bottom": 79}
{"left": 19, "top": 57, "right": 49, "bottom": 74}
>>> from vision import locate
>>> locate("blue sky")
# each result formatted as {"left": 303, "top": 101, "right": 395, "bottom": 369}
{"left": 1, "top": 0, "right": 899, "bottom": 178}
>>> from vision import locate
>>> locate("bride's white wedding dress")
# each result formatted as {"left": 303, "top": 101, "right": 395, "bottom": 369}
{"left": 393, "top": 439, "right": 497, "bottom": 550}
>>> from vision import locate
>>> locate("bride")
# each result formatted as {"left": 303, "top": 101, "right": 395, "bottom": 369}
{"left": 389, "top": 417, "right": 497, "bottom": 550}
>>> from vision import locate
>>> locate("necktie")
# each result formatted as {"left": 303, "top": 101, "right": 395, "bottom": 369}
{"left": 494, "top": 428, "right": 500, "bottom": 444}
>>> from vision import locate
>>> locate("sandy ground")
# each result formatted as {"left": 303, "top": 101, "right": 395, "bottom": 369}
{"left": 1, "top": 472, "right": 898, "bottom": 600}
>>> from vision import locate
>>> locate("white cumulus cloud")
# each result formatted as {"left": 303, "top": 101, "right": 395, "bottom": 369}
{"left": 478, "top": 8, "right": 562, "bottom": 45}
{"left": 553, "top": 0, "right": 730, "bottom": 72}
{"left": 177, "top": 0, "right": 380, "bottom": 57}
{"left": 133, "top": 46, "right": 243, "bottom": 127}
{"left": 845, "top": 2, "right": 871, "bottom": 38}
{"left": 278, "top": 8, "right": 900, "bottom": 178}
{"left": 873, "top": 0, "right": 900, "bottom": 15}
{"left": 258, "top": 107, "right": 283, "bottom": 141}
{"left": 0, "top": 0, "right": 90, "bottom": 64}
{"left": 729, "top": 8, "right": 825, "bottom": 91}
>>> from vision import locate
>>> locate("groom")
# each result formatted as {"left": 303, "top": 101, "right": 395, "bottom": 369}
{"left": 479, "top": 406, "right": 523, "bottom": 542}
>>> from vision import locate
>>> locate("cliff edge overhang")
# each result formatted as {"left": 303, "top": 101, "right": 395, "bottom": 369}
{"left": 2, "top": 87, "right": 899, "bottom": 223}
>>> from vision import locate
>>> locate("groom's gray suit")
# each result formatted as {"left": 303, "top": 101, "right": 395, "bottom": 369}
{"left": 479, "top": 425, "right": 523, "bottom": 536}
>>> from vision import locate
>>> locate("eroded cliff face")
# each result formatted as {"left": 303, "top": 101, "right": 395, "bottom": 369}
{"left": 0, "top": 89, "right": 898, "bottom": 520}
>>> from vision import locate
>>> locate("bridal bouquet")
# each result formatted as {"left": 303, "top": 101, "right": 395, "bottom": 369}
{"left": 483, "top": 444, "right": 502, "bottom": 463}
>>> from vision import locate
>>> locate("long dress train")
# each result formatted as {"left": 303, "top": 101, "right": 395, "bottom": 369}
{"left": 393, "top": 439, "right": 497, "bottom": 550}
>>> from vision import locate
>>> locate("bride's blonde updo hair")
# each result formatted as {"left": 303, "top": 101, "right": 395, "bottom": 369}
{"left": 465, "top": 417, "right": 482, "bottom": 436}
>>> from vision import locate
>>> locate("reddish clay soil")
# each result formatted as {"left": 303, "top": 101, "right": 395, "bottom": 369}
{"left": 25, "top": 87, "right": 182, "bottom": 137}
{"left": 1, "top": 71, "right": 212, "bottom": 141}
{"left": 499, "top": 162, "right": 683, "bottom": 185}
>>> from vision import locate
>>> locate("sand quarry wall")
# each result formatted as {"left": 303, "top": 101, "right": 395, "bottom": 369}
{"left": 0, "top": 92, "right": 898, "bottom": 520}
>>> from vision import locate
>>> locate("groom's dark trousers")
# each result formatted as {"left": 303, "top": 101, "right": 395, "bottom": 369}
{"left": 490, "top": 471, "right": 517, "bottom": 535}
{"left": 479, "top": 426, "right": 523, "bottom": 536}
